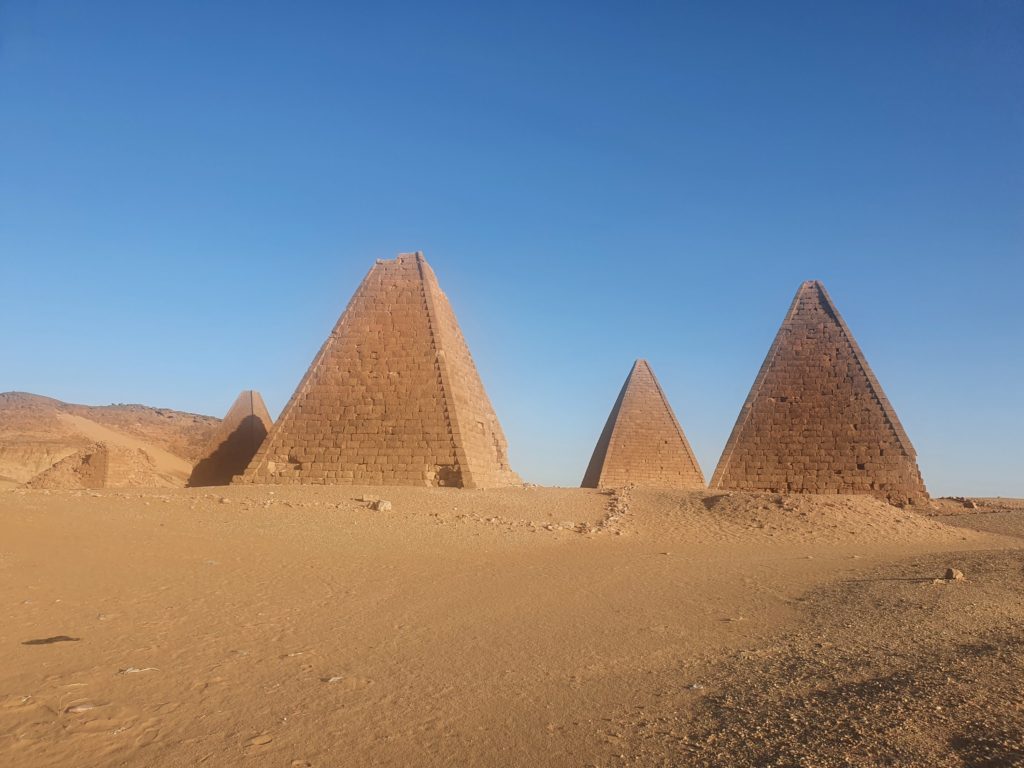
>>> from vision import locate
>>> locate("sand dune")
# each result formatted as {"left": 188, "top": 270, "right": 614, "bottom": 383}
{"left": 1, "top": 486, "right": 1020, "bottom": 767}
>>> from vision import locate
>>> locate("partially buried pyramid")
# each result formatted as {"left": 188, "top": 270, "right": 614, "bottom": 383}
{"left": 188, "top": 391, "right": 273, "bottom": 486}
{"left": 28, "top": 442, "right": 182, "bottom": 489}
{"left": 581, "top": 359, "right": 705, "bottom": 489}
{"left": 710, "top": 280, "right": 927, "bottom": 504}
{"left": 237, "top": 252, "right": 519, "bottom": 488}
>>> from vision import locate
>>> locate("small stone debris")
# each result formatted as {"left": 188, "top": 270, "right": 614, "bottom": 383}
{"left": 372, "top": 500, "right": 392, "bottom": 512}
{"left": 943, "top": 496, "right": 977, "bottom": 509}
{"left": 65, "top": 703, "right": 102, "bottom": 714}
{"left": 219, "top": 497, "right": 231, "bottom": 504}
{"left": 118, "top": 666, "right": 158, "bottom": 675}
{"left": 944, "top": 567, "right": 965, "bottom": 581}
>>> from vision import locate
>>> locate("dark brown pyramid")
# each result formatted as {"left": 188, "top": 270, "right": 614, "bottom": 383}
{"left": 188, "top": 391, "right": 273, "bottom": 486}
{"left": 710, "top": 281, "right": 927, "bottom": 504}
{"left": 237, "top": 252, "right": 519, "bottom": 488}
{"left": 581, "top": 359, "right": 705, "bottom": 489}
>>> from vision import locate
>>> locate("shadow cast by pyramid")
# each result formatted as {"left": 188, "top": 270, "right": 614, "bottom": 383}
{"left": 188, "top": 391, "right": 273, "bottom": 487}
{"left": 188, "top": 414, "right": 270, "bottom": 487}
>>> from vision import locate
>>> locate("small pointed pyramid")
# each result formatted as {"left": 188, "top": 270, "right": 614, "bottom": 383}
{"left": 188, "top": 391, "right": 273, "bottom": 486}
{"left": 237, "top": 252, "right": 519, "bottom": 488}
{"left": 710, "top": 281, "right": 927, "bottom": 504}
{"left": 581, "top": 359, "right": 705, "bottom": 489}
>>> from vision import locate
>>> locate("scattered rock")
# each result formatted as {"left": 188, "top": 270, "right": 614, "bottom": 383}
{"left": 373, "top": 500, "right": 392, "bottom": 512}
{"left": 219, "top": 497, "right": 231, "bottom": 504}
{"left": 118, "top": 666, "right": 158, "bottom": 675}
{"left": 944, "top": 567, "right": 965, "bottom": 581}
{"left": 65, "top": 703, "right": 102, "bottom": 714}
{"left": 942, "top": 496, "right": 978, "bottom": 509}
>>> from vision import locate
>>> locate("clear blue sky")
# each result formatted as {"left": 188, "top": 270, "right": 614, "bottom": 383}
{"left": 2, "top": 1, "right": 1021, "bottom": 495}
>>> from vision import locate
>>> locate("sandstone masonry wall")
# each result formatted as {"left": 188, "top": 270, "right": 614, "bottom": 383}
{"left": 710, "top": 281, "right": 927, "bottom": 504}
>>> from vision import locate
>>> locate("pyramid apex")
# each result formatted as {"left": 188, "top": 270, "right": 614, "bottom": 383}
{"left": 375, "top": 251, "right": 426, "bottom": 266}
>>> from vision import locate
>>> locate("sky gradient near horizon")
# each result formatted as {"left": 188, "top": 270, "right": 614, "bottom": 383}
{"left": 2, "top": 1, "right": 1022, "bottom": 496}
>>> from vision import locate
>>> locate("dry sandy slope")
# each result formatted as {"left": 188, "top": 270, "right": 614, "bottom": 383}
{"left": 0, "top": 487, "right": 1020, "bottom": 767}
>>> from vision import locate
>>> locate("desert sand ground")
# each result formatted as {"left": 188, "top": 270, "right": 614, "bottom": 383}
{"left": 1, "top": 487, "right": 1021, "bottom": 767}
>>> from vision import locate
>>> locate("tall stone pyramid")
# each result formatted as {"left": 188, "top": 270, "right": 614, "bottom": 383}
{"left": 237, "top": 252, "right": 519, "bottom": 488}
{"left": 581, "top": 359, "right": 705, "bottom": 489}
{"left": 188, "top": 390, "right": 273, "bottom": 487}
{"left": 710, "top": 281, "right": 927, "bottom": 504}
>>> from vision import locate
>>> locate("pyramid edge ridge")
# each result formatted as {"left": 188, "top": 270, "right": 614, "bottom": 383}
{"left": 709, "top": 282, "right": 807, "bottom": 489}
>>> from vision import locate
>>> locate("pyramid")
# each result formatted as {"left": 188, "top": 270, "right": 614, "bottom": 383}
{"left": 581, "top": 359, "right": 705, "bottom": 489}
{"left": 237, "top": 252, "right": 519, "bottom": 488}
{"left": 710, "top": 280, "right": 927, "bottom": 504}
{"left": 188, "top": 391, "right": 273, "bottom": 486}
{"left": 27, "top": 442, "right": 180, "bottom": 489}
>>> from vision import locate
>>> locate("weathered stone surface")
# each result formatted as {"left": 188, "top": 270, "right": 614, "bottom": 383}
{"left": 236, "top": 252, "right": 518, "bottom": 488}
{"left": 710, "top": 281, "right": 928, "bottom": 505}
{"left": 582, "top": 359, "right": 705, "bottom": 490}
{"left": 188, "top": 391, "right": 272, "bottom": 487}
